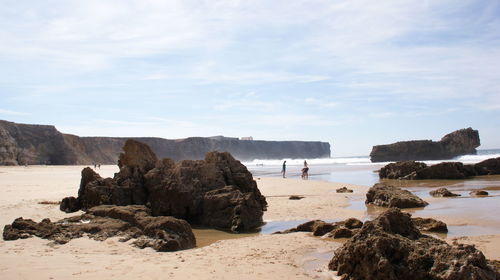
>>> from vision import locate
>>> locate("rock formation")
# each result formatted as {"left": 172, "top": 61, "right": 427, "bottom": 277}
{"left": 63, "top": 139, "right": 267, "bottom": 233}
{"left": 378, "top": 157, "right": 500, "bottom": 180}
{"left": 411, "top": 217, "right": 448, "bottom": 233}
{"left": 0, "top": 120, "right": 331, "bottom": 165}
{"left": 365, "top": 183, "right": 428, "bottom": 208}
{"left": 370, "top": 128, "right": 480, "bottom": 162}
{"left": 470, "top": 190, "right": 489, "bottom": 196}
{"left": 329, "top": 208, "right": 499, "bottom": 280}
{"left": 429, "top": 188, "right": 461, "bottom": 197}
{"left": 274, "top": 218, "right": 363, "bottom": 239}
{"left": 3, "top": 205, "right": 196, "bottom": 252}
{"left": 336, "top": 187, "right": 353, "bottom": 193}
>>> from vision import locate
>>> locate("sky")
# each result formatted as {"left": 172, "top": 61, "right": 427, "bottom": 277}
{"left": 1, "top": 0, "right": 500, "bottom": 156}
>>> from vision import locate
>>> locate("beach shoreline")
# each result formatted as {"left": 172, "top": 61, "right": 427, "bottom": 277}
{"left": 0, "top": 165, "right": 499, "bottom": 279}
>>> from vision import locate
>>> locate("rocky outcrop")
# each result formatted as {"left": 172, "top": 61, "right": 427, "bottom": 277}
{"left": 429, "top": 188, "right": 461, "bottom": 197}
{"left": 411, "top": 217, "right": 448, "bottom": 233}
{"left": 0, "top": 120, "right": 331, "bottom": 165}
{"left": 379, "top": 157, "right": 499, "bottom": 180}
{"left": 3, "top": 205, "right": 195, "bottom": 252}
{"left": 470, "top": 190, "right": 489, "bottom": 196}
{"left": 64, "top": 140, "right": 267, "bottom": 232}
{"left": 365, "top": 183, "right": 428, "bottom": 208}
{"left": 329, "top": 208, "right": 499, "bottom": 280}
{"left": 336, "top": 187, "right": 353, "bottom": 193}
{"left": 370, "top": 128, "right": 480, "bottom": 162}
{"left": 275, "top": 218, "right": 363, "bottom": 239}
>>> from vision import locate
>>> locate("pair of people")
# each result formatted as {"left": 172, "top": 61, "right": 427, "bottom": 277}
{"left": 281, "top": 160, "right": 309, "bottom": 179}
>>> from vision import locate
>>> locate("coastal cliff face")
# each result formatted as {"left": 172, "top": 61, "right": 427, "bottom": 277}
{"left": 370, "top": 128, "right": 480, "bottom": 162}
{"left": 0, "top": 120, "right": 331, "bottom": 165}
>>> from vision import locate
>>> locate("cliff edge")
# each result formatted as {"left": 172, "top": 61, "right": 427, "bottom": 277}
{"left": 0, "top": 120, "right": 331, "bottom": 165}
{"left": 370, "top": 128, "right": 480, "bottom": 162}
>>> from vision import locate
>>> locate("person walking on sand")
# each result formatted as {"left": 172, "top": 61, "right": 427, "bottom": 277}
{"left": 281, "top": 160, "right": 287, "bottom": 178}
{"left": 301, "top": 160, "right": 309, "bottom": 180}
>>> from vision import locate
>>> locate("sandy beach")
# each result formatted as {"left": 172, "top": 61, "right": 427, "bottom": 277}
{"left": 0, "top": 165, "right": 499, "bottom": 279}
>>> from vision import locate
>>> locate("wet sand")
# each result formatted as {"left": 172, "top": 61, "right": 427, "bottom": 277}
{"left": 0, "top": 165, "right": 499, "bottom": 279}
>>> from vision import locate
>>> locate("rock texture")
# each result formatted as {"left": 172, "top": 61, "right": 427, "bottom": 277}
{"left": 336, "top": 187, "right": 353, "bottom": 193}
{"left": 411, "top": 217, "right": 448, "bottom": 233}
{"left": 370, "top": 128, "right": 480, "bottom": 162}
{"left": 64, "top": 140, "right": 267, "bottom": 232}
{"left": 470, "top": 190, "right": 489, "bottom": 196}
{"left": 3, "top": 205, "right": 196, "bottom": 252}
{"left": 429, "top": 188, "right": 461, "bottom": 197}
{"left": 379, "top": 157, "right": 500, "bottom": 180}
{"left": 275, "top": 218, "right": 363, "bottom": 239}
{"left": 365, "top": 183, "right": 428, "bottom": 208}
{"left": 0, "top": 120, "right": 330, "bottom": 165}
{"left": 329, "top": 208, "right": 500, "bottom": 280}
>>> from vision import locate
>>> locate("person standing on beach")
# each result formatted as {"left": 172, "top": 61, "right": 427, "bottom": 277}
{"left": 301, "top": 160, "right": 309, "bottom": 180}
{"left": 282, "top": 161, "right": 287, "bottom": 178}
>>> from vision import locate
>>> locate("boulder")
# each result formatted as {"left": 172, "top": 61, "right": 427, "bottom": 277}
{"left": 3, "top": 205, "right": 195, "bottom": 252}
{"left": 60, "top": 196, "right": 80, "bottom": 213}
{"left": 411, "top": 217, "right": 448, "bottom": 233}
{"left": 289, "top": 195, "right": 305, "bottom": 200}
{"left": 336, "top": 187, "right": 353, "bottom": 193}
{"left": 470, "top": 190, "right": 489, "bottom": 196}
{"left": 475, "top": 157, "right": 500, "bottom": 175}
{"left": 70, "top": 140, "right": 267, "bottom": 233}
{"left": 378, "top": 161, "right": 427, "bottom": 179}
{"left": 329, "top": 208, "right": 499, "bottom": 280}
{"left": 365, "top": 183, "right": 428, "bottom": 208}
{"left": 275, "top": 218, "right": 363, "bottom": 239}
{"left": 370, "top": 128, "right": 480, "bottom": 162}
{"left": 429, "top": 188, "right": 461, "bottom": 197}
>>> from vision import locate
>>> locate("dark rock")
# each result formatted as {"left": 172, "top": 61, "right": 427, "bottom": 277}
{"left": 288, "top": 195, "right": 304, "bottom": 200}
{"left": 370, "top": 128, "right": 480, "bottom": 162}
{"left": 379, "top": 161, "right": 477, "bottom": 180}
{"left": 365, "top": 183, "right": 428, "bottom": 208}
{"left": 412, "top": 217, "right": 448, "bottom": 233}
{"left": 336, "top": 187, "right": 353, "bottom": 193}
{"left": 470, "top": 190, "right": 489, "bottom": 196}
{"left": 74, "top": 140, "right": 267, "bottom": 233}
{"left": 329, "top": 208, "right": 499, "bottom": 280}
{"left": 429, "top": 188, "right": 461, "bottom": 197}
{"left": 343, "top": 218, "right": 363, "bottom": 229}
{"left": 378, "top": 161, "right": 427, "bottom": 179}
{"left": 276, "top": 218, "right": 363, "bottom": 238}
{"left": 475, "top": 157, "right": 500, "bottom": 175}
{"left": 328, "top": 227, "right": 354, "bottom": 239}
{"left": 3, "top": 205, "right": 195, "bottom": 252}
{"left": 60, "top": 196, "right": 81, "bottom": 213}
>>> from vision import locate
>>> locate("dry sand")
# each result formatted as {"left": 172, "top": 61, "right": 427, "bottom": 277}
{"left": 0, "top": 165, "right": 499, "bottom": 279}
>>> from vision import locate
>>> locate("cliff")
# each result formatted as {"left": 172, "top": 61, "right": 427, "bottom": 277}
{"left": 0, "top": 120, "right": 330, "bottom": 165}
{"left": 370, "top": 128, "right": 480, "bottom": 162}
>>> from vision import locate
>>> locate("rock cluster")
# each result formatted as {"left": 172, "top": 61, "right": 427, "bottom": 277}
{"left": 378, "top": 157, "right": 500, "bottom": 180}
{"left": 62, "top": 140, "right": 267, "bottom": 233}
{"left": 429, "top": 188, "right": 461, "bottom": 197}
{"left": 370, "top": 128, "right": 480, "bottom": 162}
{"left": 411, "top": 217, "right": 448, "bottom": 233}
{"left": 329, "top": 208, "right": 500, "bottom": 280}
{"left": 3, "top": 205, "right": 195, "bottom": 252}
{"left": 365, "top": 183, "right": 428, "bottom": 208}
{"left": 336, "top": 187, "right": 353, "bottom": 193}
{"left": 275, "top": 218, "right": 363, "bottom": 239}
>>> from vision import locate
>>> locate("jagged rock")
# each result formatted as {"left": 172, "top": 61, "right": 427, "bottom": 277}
{"left": 3, "top": 205, "right": 195, "bottom": 252}
{"left": 378, "top": 161, "right": 428, "bottom": 179}
{"left": 470, "top": 190, "right": 489, "bottom": 196}
{"left": 329, "top": 208, "right": 499, "bottom": 280}
{"left": 475, "top": 157, "right": 500, "bottom": 175}
{"left": 275, "top": 218, "right": 363, "bottom": 239}
{"left": 429, "top": 188, "right": 461, "bottom": 197}
{"left": 60, "top": 196, "right": 80, "bottom": 213}
{"left": 365, "top": 183, "right": 428, "bottom": 208}
{"left": 412, "top": 217, "right": 448, "bottom": 233}
{"left": 370, "top": 128, "right": 480, "bottom": 162}
{"left": 336, "top": 187, "right": 353, "bottom": 193}
{"left": 289, "top": 195, "right": 304, "bottom": 200}
{"left": 71, "top": 140, "right": 267, "bottom": 233}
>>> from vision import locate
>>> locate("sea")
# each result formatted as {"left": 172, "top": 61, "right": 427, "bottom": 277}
{"left": 244, "top": 149, "right": 500, "bottom": 237}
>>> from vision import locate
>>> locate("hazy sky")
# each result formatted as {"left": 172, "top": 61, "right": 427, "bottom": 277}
{"left": 1, "top": 0, "right": 499, "bottom": 156}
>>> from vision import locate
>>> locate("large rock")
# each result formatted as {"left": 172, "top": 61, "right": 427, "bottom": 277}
{"left": 379, "top": 161, "right": 478, "bottom": 180}
{"left": 429, "top": 188, "right": 461, "bottom": 197}
{"left": 475, "top": 157, "right": 500, "bottom": 175}
{"left": 3, "top": 205, "right": 195, "bottom": 252}
{"left": 370, "top": 128, "right": 480, "bottom": 162}
{"left": 365, "top": 183, "right": 428, "bottom": 208}
{"left": 329, "top": 208, "right": 499, "bottom": 280}
{"left": 63, "top": 139, "right": 267, "bottom": 232}
{"left": 378, "top": 161, "right": 428, "bottom": 179}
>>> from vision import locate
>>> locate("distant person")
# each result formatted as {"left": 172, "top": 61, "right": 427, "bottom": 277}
{"left": 93, "top": 162, "right": 96, "bottom": 169}
{"left": 281, "top": 161, "right": 287, "bottom": 178}
{"left": 97, "top": 163, "right": 101, "bottom": 169}
{"left": 301, "top": 160, "right": 309, "bottom": 180}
